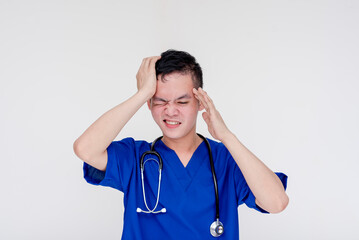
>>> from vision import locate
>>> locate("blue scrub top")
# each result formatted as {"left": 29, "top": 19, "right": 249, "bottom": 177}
{"left": 84, "top": 137, "right": 287, "bottom": 240}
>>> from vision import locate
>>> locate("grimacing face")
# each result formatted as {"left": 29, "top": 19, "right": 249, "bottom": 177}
{"left": 147, "top": 72, "right": 204, "bottom": 141}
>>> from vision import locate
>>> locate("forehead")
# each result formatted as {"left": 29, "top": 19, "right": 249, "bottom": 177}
{"left": 155, "top": 72, "right": 194, "bottom": 99}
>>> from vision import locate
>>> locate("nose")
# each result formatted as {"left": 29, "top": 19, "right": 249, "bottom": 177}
{"left": 164, "top": 102, "right": 179, "bottom": 116}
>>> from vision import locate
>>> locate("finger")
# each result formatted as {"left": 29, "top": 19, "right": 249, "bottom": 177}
{"left": 149, "top": 55, "right": 161, "bottom": 64}
{"left": 199, "top": 88, "right": 211, "bottom": 103}
{"left": 149, "top": 56, "right": 161, "bottom": 68}
{"left": 193, "top": 88, "right": 201, "bottom": 100}
{"left": 137, "top": 59, "right": 148, "bottom": 80}
{"left": 198, "top": 88, "right": 213, "bottom": 112}
{"left": 202, "top": 111, "right": 210, "bottom": 124}
{"left": 193, "top": 89, "right": 206, "bottom": 109}
{"left": 194, "top": 88, "right": 209, "bottom": 111}
{"left": 142, "top": 56, "right": 160, "bottom": 71}
{"left": 138, "top": 58, "right": 147, "bottom": 71}
{"left": 142, "top": 57, "right": 151, "bottom": 69}
{"left": 203, "top": 90, "right": 214, "bottom": 105}
{"left": 199, "top": 88, "right": 216, "bottom": 111}
{"left": 193, "top": 89, "right": 204, "bottom": 107}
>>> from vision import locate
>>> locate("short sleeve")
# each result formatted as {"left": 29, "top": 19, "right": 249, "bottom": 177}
{"left": 83, "top": 137, "right": 136, "bottom": 192}
{"left": 233, "top": 162, "right": 288, "bottom": 214}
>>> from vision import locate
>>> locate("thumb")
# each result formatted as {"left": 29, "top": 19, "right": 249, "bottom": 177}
{"left": 202, "top": 112, "right": 210, "bottom": 125}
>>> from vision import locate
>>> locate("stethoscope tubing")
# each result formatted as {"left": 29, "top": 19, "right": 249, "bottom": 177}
{"left": 204, "top": 134, "right": 220, "bottom": 221}
{"left": 140, "top": 158, "right": 163, "bottom": 213}
{"left": 138, "top": 134, "right": 223, "bottom": 237}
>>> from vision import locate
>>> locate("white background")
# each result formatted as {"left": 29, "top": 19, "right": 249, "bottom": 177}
{"left": 1, "top": 0, "right": 358, "bottom": 239}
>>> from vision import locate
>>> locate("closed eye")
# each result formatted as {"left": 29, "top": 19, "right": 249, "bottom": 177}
{"left": 177, "top": 102, "right": 189, "bottom": 105}
{"left": 153, "top": 102, "right": 167, "bottom": 106}
{"left": 152, "top": 99, "right": 168, "bottom": 106}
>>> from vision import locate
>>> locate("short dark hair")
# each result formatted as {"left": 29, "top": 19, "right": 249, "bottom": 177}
{"left": 155, "top": 49, "right": 203, "bottom": 89}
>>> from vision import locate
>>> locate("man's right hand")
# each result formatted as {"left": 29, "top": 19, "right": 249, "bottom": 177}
{"left": 74, "top": 55, "right": 162, "bottom": 171}
{"left": 136, "top": 56, "right": 161, "bottom": 99}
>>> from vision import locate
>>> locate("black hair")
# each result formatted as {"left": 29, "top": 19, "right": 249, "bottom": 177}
{"left": 155, "top": 49, "right": 203, "bottom": 89}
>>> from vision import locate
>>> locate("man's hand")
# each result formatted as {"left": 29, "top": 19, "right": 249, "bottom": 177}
{"left": 136, "top": 56, "right": 161, "bottom": 99}
{"left": 194, "top": 87, "right": 289, "bottom": 213}
{"left": 193, "top": 88, "right": 231, "bottom": 142}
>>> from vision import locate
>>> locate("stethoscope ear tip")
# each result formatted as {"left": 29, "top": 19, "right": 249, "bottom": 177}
{"left": 160, "top": 208, "right": 167, "bottom": 213}
{"left": 136, "top": 208, "right": 142, "bottom": 213}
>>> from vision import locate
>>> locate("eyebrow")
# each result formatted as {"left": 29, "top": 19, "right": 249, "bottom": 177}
{"left": 153, "top": 94, "right": 192, "bottom": 102}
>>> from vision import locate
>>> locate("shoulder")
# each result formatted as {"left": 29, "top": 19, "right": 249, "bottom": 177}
{"left": 205, "top": 137, "right": 229, "bottom": 155}
{"left": 204, "top": 137, "right": 235, "bottom": 176}
{"left": 111, "top": 137, "right": 150, "bottom": 145}
{"left": 204, "top": 137, "right": 233, "bottom": 164}
{"left": 108, "top": 137, "right": 151, "bottom": 153}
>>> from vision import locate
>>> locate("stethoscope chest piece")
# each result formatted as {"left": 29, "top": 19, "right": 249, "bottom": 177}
{"left": 210, "top": 219, "right": 224, "bottom": 237}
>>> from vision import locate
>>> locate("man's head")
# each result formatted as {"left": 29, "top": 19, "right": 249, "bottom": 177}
{"left": 155, "top": 49, "right": 203, "bottom": 89}
{"left": 148, "top": 50, "right": 204, "bottom": 141}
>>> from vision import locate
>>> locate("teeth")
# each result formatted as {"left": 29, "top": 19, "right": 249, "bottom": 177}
{"left": 166, "top": 120, "right": 180, "bottom": 125}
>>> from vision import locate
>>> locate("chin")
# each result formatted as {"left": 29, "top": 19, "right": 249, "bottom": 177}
{"left": 160, "top": 129, "right": 184, "bottom": 139}
{"left": 160, "top": 126, "right": 195, "bottom": 140}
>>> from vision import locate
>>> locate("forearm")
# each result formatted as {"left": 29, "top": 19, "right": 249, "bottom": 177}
{"left": 221, "top": 132, "right": 289, "bottom": 213}
{"left": 193, "top": 87, "right": 288, "bottom": 213}
{"left": 74, "top": 90, "right": 151, "bottom": 160}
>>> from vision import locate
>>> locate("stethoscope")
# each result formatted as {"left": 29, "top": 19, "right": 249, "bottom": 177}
{"left": 136, "top": 133, "right": 224, "bottom": 237}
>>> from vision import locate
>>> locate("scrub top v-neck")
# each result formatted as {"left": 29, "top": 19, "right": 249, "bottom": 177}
{"left": 156, "top": 139, "right": 208, "bottom": 191}
{"left": 83, "top": 137, "right": 288, "bottom": 240}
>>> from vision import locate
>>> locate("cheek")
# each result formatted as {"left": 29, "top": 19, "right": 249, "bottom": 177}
{"left": 182, "top": 106, "right": 199, "bottom": 119}
{"left": 150, "top": 104, "right": 199, "bottom": 119}
{"left": 151, "top": 107, "right": 167, "bottom": 125}
{"left": 150, "top": 108, "right": 160, "bottom": 120}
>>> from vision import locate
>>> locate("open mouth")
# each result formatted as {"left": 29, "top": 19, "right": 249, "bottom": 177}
{"left": 163, "top": 120, "right": 181, "bottom": 127}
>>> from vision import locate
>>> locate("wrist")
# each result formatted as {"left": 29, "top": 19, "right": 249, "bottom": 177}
{"left": 220, "top": 131, "right": 236, "bottom": 145}
{"left": 137, "top": 89, "right": 155, "bottom": 101}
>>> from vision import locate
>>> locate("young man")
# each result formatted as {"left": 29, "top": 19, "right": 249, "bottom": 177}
{"left": 73, "top": 50, "right": 288, "bottom": 239}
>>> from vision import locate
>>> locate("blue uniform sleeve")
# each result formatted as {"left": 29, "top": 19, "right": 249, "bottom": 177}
{"left": 83, "top": 137, "right": 136, "bottom": 192}
{"left": 234, "top": 167, "right": 288, "bottom": 213}
{"left": 223, "top": 141, "right": 288, "bottom": 214}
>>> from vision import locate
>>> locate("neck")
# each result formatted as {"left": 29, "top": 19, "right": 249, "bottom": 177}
{"left": 162, "top": 131, "right": 202, "bottom": 153}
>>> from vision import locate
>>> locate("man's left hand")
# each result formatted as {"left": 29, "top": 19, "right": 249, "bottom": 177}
{"left": 193, "top": 88, "right": 232, "bottom": 142}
